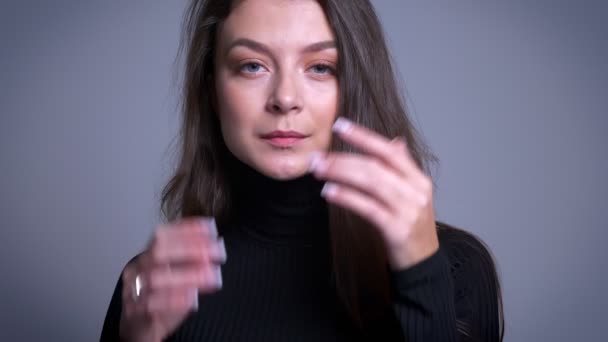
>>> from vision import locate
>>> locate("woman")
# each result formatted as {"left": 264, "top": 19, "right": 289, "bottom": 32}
{"left": 101, "top": 0, "right": 503, "bottom": 341}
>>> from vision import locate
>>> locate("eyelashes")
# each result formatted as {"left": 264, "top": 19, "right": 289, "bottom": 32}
{"left": 241, "top": 62, "right": 263, "bottom": 73}
{"left": 237, "top": 61, "right": 337, "bottom": 77}
{"left": 308, "top": 62, "right": 335, "bottom": 75}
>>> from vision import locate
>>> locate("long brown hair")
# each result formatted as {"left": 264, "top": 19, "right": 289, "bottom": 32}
{"left": 162, "top": 0, "right": 502, "bottom": 337}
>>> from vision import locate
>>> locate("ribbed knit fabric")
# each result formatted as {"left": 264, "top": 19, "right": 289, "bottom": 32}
{"left": 100, "top": 159, "right": 501, "bottom": 341}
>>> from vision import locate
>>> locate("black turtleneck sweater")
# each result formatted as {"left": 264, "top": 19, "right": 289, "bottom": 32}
{"left": 101, "top": 160, "right": 501, "bottom": 341}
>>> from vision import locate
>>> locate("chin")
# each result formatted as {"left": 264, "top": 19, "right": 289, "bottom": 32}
{"left": 260, "top": 157, "right": 309, "bottom": 181}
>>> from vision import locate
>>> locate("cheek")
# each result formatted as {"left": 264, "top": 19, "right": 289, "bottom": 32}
{"left": 307, "top": 82, "right": 339, "bottom": 145}
{"left": 217, "top": 78, "right": 263, "bottom": 120}
{"left": 215, "top": 78, "right": 265, "bottom": 143}
{"left": 310, "top": 78, "right": 338, "bottom": 114}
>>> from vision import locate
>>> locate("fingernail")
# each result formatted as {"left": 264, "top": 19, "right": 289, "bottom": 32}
{"left": 308, "top": 152, "right": 326, "bottom": 172}
{"left": 321, "top": 182, "right": 337, "bottom": 197}
{"left": 192, "top": 289, "right": 199, "bottom": 311}
{"left": 215, "top": 237, "right": 227, "bottom": 264}
{"left": 332, "top": 117, "right": 352, "bottom": 134}
{"left": 201, "top": 217, "right": 218, "bottom": 238}
{"left": 214, "top": 266, "right": 223, "bottom": 288}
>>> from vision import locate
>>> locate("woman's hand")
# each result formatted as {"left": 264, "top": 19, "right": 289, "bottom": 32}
{"left": 119, "top": 218, "right": 226, "bottom": 342}
{"left": 309, "top": 117, "right": 439, "bottom": 270}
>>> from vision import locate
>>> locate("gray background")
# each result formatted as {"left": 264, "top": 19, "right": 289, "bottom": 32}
{"left": 1, "top": 0, "right": 606, "bottom": 341}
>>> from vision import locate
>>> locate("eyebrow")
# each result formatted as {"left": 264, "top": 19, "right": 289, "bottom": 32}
{"left": 225, "top": 38, "right": 336, "bottom": 56}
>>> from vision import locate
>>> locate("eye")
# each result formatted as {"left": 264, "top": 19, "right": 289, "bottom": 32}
{"left": 309, "top": 63, "right": 335, "bottom": 75}
{"left": 240, "top": 62, "right": 264, "bottom": 73}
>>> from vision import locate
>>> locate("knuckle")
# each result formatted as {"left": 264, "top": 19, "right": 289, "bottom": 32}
{"left": 419, "top": 194, "right": 430, "bottom": 207}
{"left": 179, "top": 292, "right": 193, "bottom": 309}
{"left": 121, "top": 266, "right": 132, "bottom": 283}
{"left": 364, "top": 163, "right": 376, "bottom": 181}
{"left": 122, "top": 303, "right": 134, "bottom": 318}
{"left": 356, "top": 172, "right": 369, "bottom": 188}
{"left": 147, "top": 271, "right": 162, "bottom": 290}
{"left": 153, "top": 227, "right": 167, "bottom": 246}
{"left": 143, "top": 300, "right": 156, "bottom": 318}
{"left": 405, "top": 213, "right": 417, "bottom": 226}
{"left": 393, "top": 139, "right": 406, "bottom": 152}
{"left": 393, "top": 185, "right": 405, "bottom": 201}
{"left": 197, "top": 249, "right": 209, "bottom": 264}
{"left": 376, "top": 210, "right": 390, "bottom": 227}
{"left": 421, "top": 176, "right": 433, "bottom": 192}
{"left": 196, "top": 271, "right": 207, "bottom": 286}
{"left": 363, "top": 204, "right": 377, "bottom": 220}
{"left": 369, "top": 159, "right": 381, "bottom": 173}
{"left": 148, "top": 244, "right": 164, "bottom": 264}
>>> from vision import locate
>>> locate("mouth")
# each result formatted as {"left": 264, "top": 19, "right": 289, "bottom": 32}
{"left": 260, "top": 130, "right": 309, "bottom": 148}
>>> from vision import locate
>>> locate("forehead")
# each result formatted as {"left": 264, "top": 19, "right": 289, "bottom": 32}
{"left": 219, "top": 0, "right": 334, "bottom": 47}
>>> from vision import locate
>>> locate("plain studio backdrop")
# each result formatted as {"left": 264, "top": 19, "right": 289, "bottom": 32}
{"left": 1, "top": 1, "right": 606, "bottom": 341}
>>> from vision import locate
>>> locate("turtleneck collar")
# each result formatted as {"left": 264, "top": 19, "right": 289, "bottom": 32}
{"left": 228, "top": 156, "right": 330, "bottom": 246}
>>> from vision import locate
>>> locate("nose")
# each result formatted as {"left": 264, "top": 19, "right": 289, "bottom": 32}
{"left": 266, "top": 71, "right": 302, "bottom": 114}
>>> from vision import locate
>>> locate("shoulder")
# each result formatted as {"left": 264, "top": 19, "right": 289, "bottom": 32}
{"left": 435, "top": 223, "right": 504, "bottom": 340}
{"left": 437, "top": 221, "right": 493, "bottom": 263}
{"left": 435, "top": 221, "right": 501, "bottom": 304}
{"left": 436, "top": 221, "right": 497, "bottom": 273}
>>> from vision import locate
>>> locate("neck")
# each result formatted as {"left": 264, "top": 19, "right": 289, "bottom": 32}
{"left": 229, "top": 157, "right": 329, "bottom": 245}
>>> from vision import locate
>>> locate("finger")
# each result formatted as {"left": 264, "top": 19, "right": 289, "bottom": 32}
{"left": 389, "top": 137, "right": 427, "bottom": 183}
{"left": 331, "top": 117, "right": 423, "bottom": 178}
{"left": 175, "top": 216, "right": 219, "bottom": 238}
{"left": 132, "top": 288, "right": 201, "bottom": 317}
{"left": 144, "top": 228, "right": 227, "bottom": 267}
{"left": 121, "top": 263, "right": 138, "bottom": 305}
{"left": 321, "top": 181, "right": 392, "bottom": 231}
{"left": 147, "top": 216, "right": 218, "bottom": 253}
{"left": 145, "top": 262, "right": 223, "bottom": 292}
{"left": 154, "top": 217, "right": 218, "bottom": 243}
{"left": 123, "top": 240, "right": 224, "bottom": 295}
{"left": 122, "top": 264, "right": 222, "bottom": 316}
{"left": 312, "top": 153, "right": 408, "bottom": 213}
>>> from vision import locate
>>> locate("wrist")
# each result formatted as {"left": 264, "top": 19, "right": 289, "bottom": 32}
{"left": 387, "top": 237, "right": 440, "bottom": 270}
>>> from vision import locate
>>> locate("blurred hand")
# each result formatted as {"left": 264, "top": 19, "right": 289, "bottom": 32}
{"left": 119, "top": 217, "right": 226, "bottom": 342}
{"left": 310, "top": 117, "right": 439, "bottom": 270}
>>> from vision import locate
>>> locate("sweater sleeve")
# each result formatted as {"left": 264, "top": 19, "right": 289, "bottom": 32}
{"left": 390, "top": 228, "right": 502, "bottom": 342}
{"left": 390, "top": 247, "right": 458, "bottom": 342}
{"left": 99, "top": 273, "right": 124, "bottom": 342}
{"left": 446, "top": 230, "right": 502, "bottom": 341}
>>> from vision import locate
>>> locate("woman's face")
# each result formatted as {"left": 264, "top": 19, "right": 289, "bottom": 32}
{"left": 214, "top": 0, "right": 338, "bottom": 180}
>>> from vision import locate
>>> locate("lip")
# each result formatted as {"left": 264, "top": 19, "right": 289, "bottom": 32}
{"left": 260, "top": 130, "right": 308, "bottom": 139}
{"left": 261, "top": 130, "right": 308, "bottom": 147}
